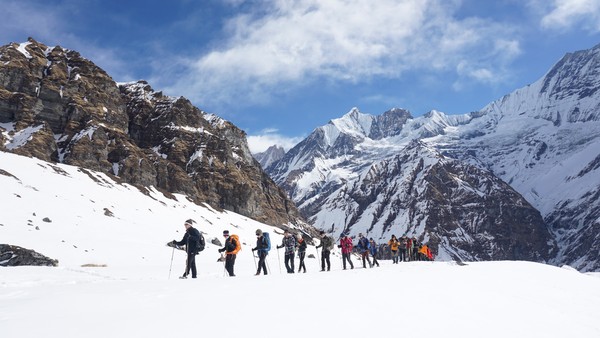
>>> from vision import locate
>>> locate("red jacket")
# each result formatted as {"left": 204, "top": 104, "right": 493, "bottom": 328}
{"left": 340, "top": 237, "right": 353, "bottom": 254}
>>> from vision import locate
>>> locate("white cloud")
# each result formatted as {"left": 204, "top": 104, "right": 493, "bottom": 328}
{"left": 247, "top": 129, "right": 304, "bottom": 153}
{"left": 539, "top": 0, "right": 600, "bottom": 32}
{"left": 167, "top": 0, "right": 522, "bottom": 108}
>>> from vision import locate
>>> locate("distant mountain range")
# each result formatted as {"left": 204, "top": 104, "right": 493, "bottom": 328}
{"left": 2, "top": 37, "right": 598, "bottom": 271}
{"left": 265, "top": 43, "right": 600, "bottom": 271}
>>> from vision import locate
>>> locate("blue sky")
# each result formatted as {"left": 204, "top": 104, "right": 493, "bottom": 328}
{"left": 2, "top": 0, "right": 600, "bottom": 152}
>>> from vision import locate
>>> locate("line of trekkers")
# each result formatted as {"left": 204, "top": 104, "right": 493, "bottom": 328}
{"left": 170, "top": 219, "right": 434, "bottom": 279}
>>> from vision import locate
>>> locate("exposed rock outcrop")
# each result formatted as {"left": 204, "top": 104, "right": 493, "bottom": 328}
{"left": 0, "top": 244, "right": 59, "bottom": 267}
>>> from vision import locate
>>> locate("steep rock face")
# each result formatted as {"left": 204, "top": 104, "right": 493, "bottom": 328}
{"left": 119, "top": 81, "right": 303, "bottom": 226}
{"left": 0, "top": 38, "right": 305, "bottom": 228}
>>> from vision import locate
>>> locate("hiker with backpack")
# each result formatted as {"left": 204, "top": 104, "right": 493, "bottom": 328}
{"left": 315, "top": 230, "right": 333, "bottom": 271}
{"left": 339, "top": 233, "right": 354, "bottom": 270}
{"left": 171, "top": 219, "right": 203, "bottom": 279}
{"left": 277, "top": 230, "right": 297, "bottom": 273}
{"left": 218, "top": 230, "right": 240, "bottom": 277}
{"left": 399, "top": 235, "right": 408, "bottom": 262}
{"left": 369, "top": 238, "right": 380, "bottom": 267}
{"left": 357, "top": 233, "right": 372, "bottom": 268}
{"left": 388, "top": 235, "right": 399, "bottom": 264}
{"left": 296, "top": 234, "right": 307, "bottom": 273}
{"left": 252, "top": 229, "right": 270, "bottom": 275}
{"left": 412, "top": 237, "right": 420, "bottom": 261}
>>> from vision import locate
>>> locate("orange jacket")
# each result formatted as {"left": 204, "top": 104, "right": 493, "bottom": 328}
{"left": 388, "top": 239, "right": 399, "bottom": 251}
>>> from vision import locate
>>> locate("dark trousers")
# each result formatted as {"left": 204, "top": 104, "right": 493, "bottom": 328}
{"left": 399, "top": 248, "right": 406, "bottom": 262}
{"left": 361, "top": 251, "right": 372, "bottom": 268}
{"left": 321, "top": 250, "right": 331, "bottom": 271}
{"left": 298, "top": 251, "right": 306, "bottom": 272}
{"left": 257, "top": 251, "right": 268, "bottom": 275}
{"left": 342, "top": 253, "right": 354, "bottom": 269}
{"left": 225, "top": 254, "right": 236, "bottom": 276}
{"left": 372, "top": 254, "right": 380, "bottom": 266}
{"left": 391, "top": 250, "right": 399, "bottom": 263}
{"left": 284, "top": 252, "right": 295, "bottom": 273}
{"left": 184, "top": 252, "right": 197, "bottom": 278}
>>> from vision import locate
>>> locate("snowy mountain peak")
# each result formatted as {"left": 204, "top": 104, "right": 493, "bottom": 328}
{"left": 254, "top": 145, "right": 286, "bottom": 169}
{"left": 328, "top": 107, "right": 373, "bottom": 138}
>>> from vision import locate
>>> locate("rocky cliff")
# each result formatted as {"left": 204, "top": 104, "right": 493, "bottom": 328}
{"left": 0, "top": 38, "right": 304, "bottom": 228}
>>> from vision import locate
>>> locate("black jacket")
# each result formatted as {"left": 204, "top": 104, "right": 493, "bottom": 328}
{"left": 222, "top": 236, "right": 238, "bottom": 254}
{"left": 297, "top": 238, "right": 307, "bottom": 253}
{"left": 253, "top": 236, "right": 269, "bottom": 253}
{"left": 175, "top": 226, "right": 201, "bottom": 254}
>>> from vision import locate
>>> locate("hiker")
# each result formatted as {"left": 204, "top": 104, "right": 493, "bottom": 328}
{"left": 252, "top": 229, "right": 269, "bottom": 275}
{"left": 406, "top": 236, "right": 413, "bottom": 262}
{"left": 171, "top": 219, "right": 201, "bottom": 279}
{"left": 412, "top": 237, "right": 420, "bottom": 261}
{"left": 369, "top": 238, "right": 380, "bottom": 267}
{"left": 419, "top": 244, "right": 434, "bottom": 261}
{"left": 357, "top": 233, "right": 372, "bottom": 268}
{"left": 399, "top": 235, "right": 407, "bottom": 262}
{"left": 388, "top": 235, "right": 399, "bottom": 264}
{"left": 315, "top": 230, "right": 332, "bottom": 271}
{"left": 296, "top": 234, "right": 307, "bottom": 273}
{"left": 419, "top": 244, "right": 433, "bottom": 261}
{"left": 218, "top": 230, "right": 240, "bottom": 277}
{"left": 339, "top": 233, "right": 354, "bottom": 270}
{"left": 277, "top": 230, "right": 297, "bottom": 273}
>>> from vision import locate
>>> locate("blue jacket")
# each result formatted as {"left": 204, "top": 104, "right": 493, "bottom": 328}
{"left": 369, "top": 242, "right": 377, "bottom": 256}
{"left": 357, "top": 237, "right": 369, "bottom": 253}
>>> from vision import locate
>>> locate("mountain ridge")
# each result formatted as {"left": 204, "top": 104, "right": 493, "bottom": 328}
{"left": 0, "top": 38, "right": 309, "bottom": 232}
{"left": 267, "top": 43, "right": 600, "bottom": 271}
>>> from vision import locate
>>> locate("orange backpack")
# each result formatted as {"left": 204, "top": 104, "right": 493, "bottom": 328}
{"left": 230, "top": 234, "right": 241, "bottom": 255}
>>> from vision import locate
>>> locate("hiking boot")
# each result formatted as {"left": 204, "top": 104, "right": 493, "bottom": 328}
{"left": 179, "top": 275, "right": 187, "bottom": 279}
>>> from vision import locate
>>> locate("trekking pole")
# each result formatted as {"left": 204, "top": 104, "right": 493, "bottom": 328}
{"left": 277, "top": 247, "right": 282, "bottom": 274}
{"left": 316, "top": 247, "right": 321, "bottom": 269}
{"left": 265, "top": 255, "right": 271, "bottom": 274}
{"left": 252, "top": 251, "right": 258, "bottom": 271}
{"left": 168, "top": 246, "right": 175, "bottom": 279}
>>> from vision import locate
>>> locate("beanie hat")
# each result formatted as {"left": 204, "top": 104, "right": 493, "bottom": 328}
{"left": 185, "top": 219, "right": 195, "bottom": 226}
{"left": 223, "top": 230, "right": 229, "bottom": 236}
{"left": 256, "top": 229, "right": 263, "bottom": 236}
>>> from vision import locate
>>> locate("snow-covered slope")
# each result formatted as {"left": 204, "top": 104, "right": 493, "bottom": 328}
{"left": 268, "top": 43, "right": 600, "bottom": 271}
{"left": 2, "top": 260, "right": 599, "bottom": 337}
{"left": 1, "top": 151, "right": 600, "bottom": 338}
{"left": 0, "top": 150, "right": 304, "bottom": 272}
